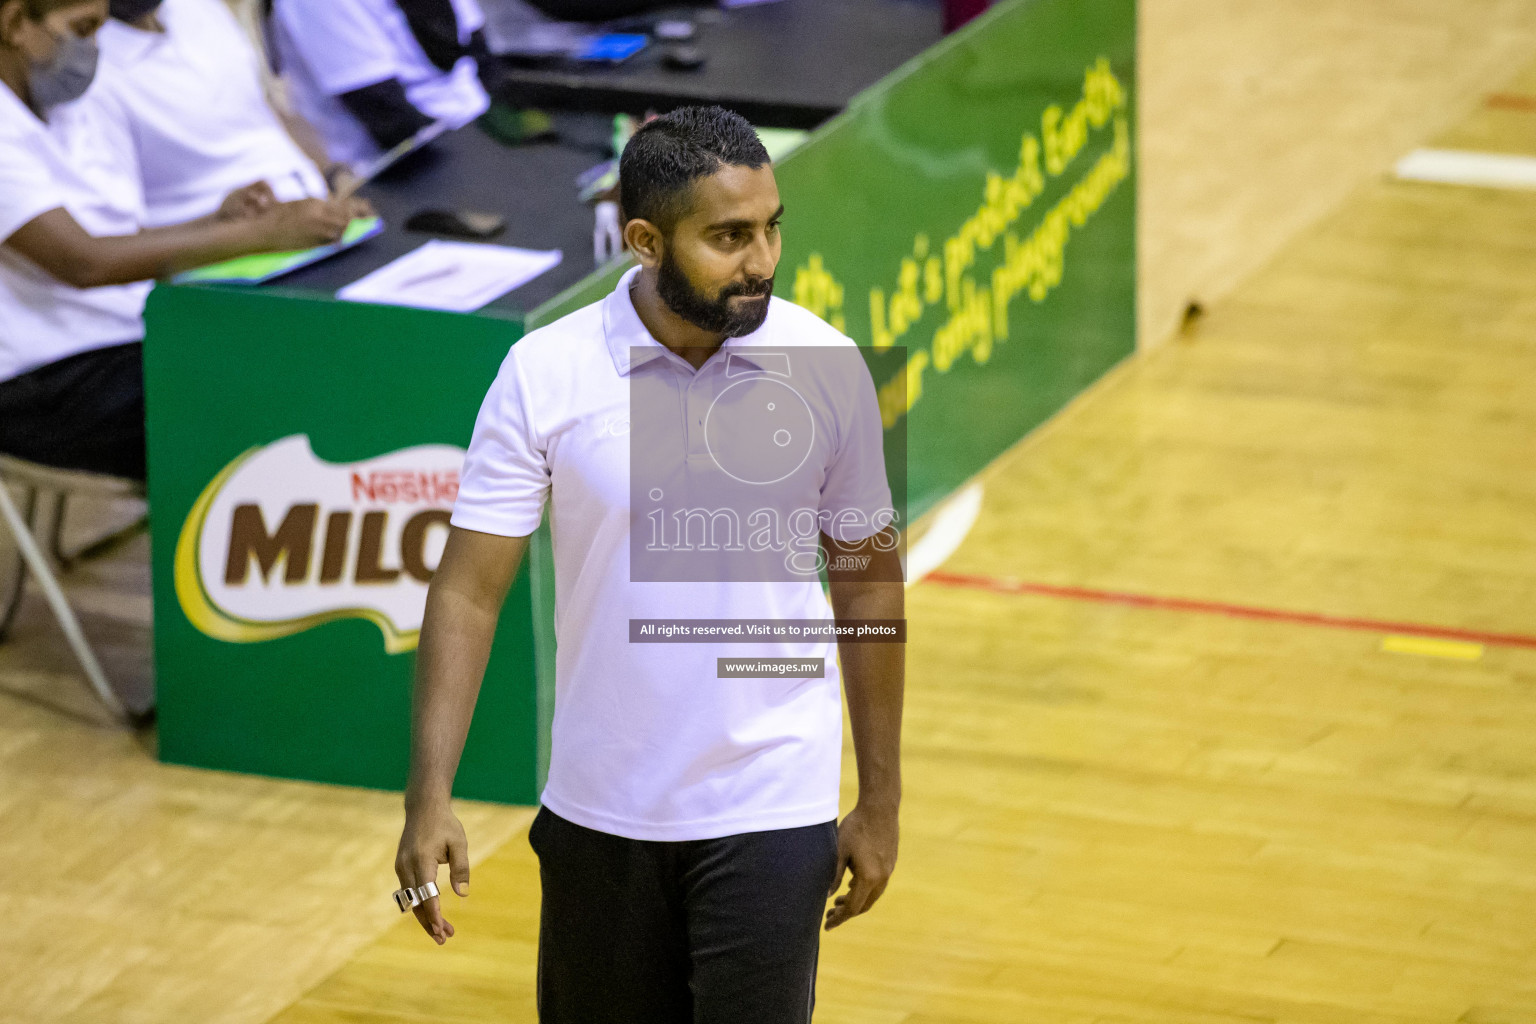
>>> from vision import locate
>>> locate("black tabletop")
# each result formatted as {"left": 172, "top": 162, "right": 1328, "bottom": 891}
{"left": 270, "top": 0, "right": 943, "bottom": 318}
{"left": 491, "top": 0, "right": 942, "bottom": 128}
{"left": 276, "top": 114, "right": 614, "bottom": 318}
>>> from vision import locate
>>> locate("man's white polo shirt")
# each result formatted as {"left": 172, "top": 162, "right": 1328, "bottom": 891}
{"left": 452, "top": 266, "right": 893, "bottom": 841}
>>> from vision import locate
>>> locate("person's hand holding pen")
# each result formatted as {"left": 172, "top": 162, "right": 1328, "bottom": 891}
{"left": 324, "top": 161, "right": 363, "bottom": 197}
{"left": 251, "top": 197, "right": 352, "bottom": 251}
{"left": 324, "top": 165, "right": 377, "bottom": 220}
{"left": 216, "top": 180, "right": 279, "bottom": 221}
{"left": 340, "top": 194, "right": 376, "bottom": 220}
{"left": 220, "top": 178, "right": 373, "bottom": 228}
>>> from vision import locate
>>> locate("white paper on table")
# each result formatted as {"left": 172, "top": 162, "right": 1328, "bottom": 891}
{"left": 336, "top": 240, "right": 562, "bottom": 313}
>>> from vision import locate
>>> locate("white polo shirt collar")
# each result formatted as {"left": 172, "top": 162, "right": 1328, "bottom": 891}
{"left": 602, "top": 266, "right": 772, "bottom": 378}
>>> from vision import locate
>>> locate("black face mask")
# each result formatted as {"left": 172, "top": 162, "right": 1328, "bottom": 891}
{"left": 656, "top": 247, "right": 774, "bottom": 338}
{"left": 109, "top": 0, "right": 164, "bottom": 22}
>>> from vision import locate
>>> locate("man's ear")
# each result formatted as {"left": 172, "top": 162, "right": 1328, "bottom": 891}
{"left": 623, "top": 218, "right": 664, "bottom": 268}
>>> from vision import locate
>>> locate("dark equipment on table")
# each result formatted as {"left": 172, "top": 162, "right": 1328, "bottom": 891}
{"left": 404, "top": 209, "right": 509, "bottom": 240}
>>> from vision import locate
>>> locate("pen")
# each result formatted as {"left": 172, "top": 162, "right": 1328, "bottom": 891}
{"left": 335, "top": 169, "right": 367, "bottom": 201}
{"left": 398, "top": 263, "right": 461, "bottom": 289}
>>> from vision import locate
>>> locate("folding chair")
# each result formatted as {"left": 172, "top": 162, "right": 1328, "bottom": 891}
{"left": 0, "top": 453, "right": 150, "bottom": 724}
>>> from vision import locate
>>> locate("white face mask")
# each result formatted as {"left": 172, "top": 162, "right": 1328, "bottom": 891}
{"left": 27, "top": 26, "right": 100, "bottom": 113}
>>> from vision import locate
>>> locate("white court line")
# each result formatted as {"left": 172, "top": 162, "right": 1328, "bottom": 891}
{"left": 904, "top": 482, "right": 983, "bottom": 586}
{"left": 1395, "top": 148, "right": 1536, "bottom": 190}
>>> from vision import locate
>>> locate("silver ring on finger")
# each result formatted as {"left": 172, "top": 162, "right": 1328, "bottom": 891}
{"left": 392, "top": 880, "right": 440, "bottom": 912}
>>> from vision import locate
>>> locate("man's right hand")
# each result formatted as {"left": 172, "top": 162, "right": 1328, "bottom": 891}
{"left": 392, "top": 529, "right": 529, "bottom": 947}
{"left": 256, "top": 198, "right": 351, "bottom": 252}
{"left": 394, "top": 801, "right": 471, "bottom": 945}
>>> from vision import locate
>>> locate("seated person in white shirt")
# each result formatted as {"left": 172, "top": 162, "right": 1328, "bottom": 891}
{"left": 270, "top": 0, "right": 500, "bottom": 170}
{"left": 93, "top": 0, "right": 342, "bottom": 227}
{"left": 0, "top": 0, "right": 361, "bottom": 481}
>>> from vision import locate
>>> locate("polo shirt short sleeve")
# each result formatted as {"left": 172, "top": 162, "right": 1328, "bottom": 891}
{"left": 452, "top": 342, "right": 551, "bottom": 538}
{"left": 452, "top": 268, "right": 897, "bottom": 842}
{"left": 0, "top": 80, "right": 149, "bottom": 384}
{"left": 818, "top": 334, "right": 895, "bottom": 544}
{"left": 0, "top": 115, "right": 64, "bottom": 244}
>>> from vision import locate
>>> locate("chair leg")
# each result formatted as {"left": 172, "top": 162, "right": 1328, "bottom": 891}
{"left": 50, "top": 491, "right": 150, "bottom": 569}
{"left": 49, "top": 492, "right": 68, "bottom": 567}
{"left": 64, "top": 514, "right": 149, "bottom": 568}
{"left": 0, "top": 485, "right": 37, "bottom": 641}
{"left": 0, "top": 480, "right": 128, "bottom": 722}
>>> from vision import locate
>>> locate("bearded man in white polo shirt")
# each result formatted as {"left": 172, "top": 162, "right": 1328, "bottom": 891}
{"left": 394, "top": 105, "right": 904, "bottom": 1023}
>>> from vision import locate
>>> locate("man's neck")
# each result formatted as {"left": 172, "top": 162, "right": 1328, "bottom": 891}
{"left": 630, "top": 269, "right": 725, "bottom": 371}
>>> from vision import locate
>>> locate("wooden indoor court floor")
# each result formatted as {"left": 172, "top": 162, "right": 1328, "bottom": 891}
{"left": 263, "top": 70, "right": 1536, "bottom": 1024}
{"left": 5, "top": 5, "right": 1536, "bottom": 1024}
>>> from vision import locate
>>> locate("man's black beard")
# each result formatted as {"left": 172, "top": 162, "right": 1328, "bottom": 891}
{"left": 656, "top": 250, "right": 773, "bottom": 337}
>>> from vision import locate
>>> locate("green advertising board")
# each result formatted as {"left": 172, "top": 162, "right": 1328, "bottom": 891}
{"left": 144, "top": 0, "right": 1134, "bottom": 802}
{"left": 145, "top": 289, "right": 547, "bottom": 802}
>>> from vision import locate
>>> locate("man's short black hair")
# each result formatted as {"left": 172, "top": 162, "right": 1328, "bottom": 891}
{"left": 619, "top": 105, "right": 770, "bottom": 233}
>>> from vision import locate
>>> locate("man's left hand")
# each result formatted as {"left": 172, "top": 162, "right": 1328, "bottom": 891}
{"left": 825, "top": 801, "right": 899, "bottom": 930}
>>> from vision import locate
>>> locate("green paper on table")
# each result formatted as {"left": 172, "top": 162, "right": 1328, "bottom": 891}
{"left": 172, "top": 217, "right": 383, "bottom": 285}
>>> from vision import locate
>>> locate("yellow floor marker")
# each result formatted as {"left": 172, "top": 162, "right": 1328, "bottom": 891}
{"left": 1380, "top": 634, "right": 1485, "bottom": 661}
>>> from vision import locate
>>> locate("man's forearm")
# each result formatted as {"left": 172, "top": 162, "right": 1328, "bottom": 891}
{"left": 403, "top": 528, "right": 528, "bottom": 813}
{"left": 832, "top": 581, "right": 905, "bottom": 809}
{"left": 405, "top": 586, "right": 500, "bottom": 811}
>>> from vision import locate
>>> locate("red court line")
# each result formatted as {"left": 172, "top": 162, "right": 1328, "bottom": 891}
{"left": 922, "top": 570, "right": 1536, "bottom": 651}
{"left": 1486, "top": 93, "right": 1536, "bottom": 112}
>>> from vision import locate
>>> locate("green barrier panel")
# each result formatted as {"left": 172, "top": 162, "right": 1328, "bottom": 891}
{"left": 145, "top": 287, "right": 542, "bottom": 802}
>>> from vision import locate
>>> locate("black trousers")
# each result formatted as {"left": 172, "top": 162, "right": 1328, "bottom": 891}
{"left": 529, "top": 806, "right": 839, "bottom": 1024}
{"left": 0, "top": 341, "right": 146, "bottom": 482}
